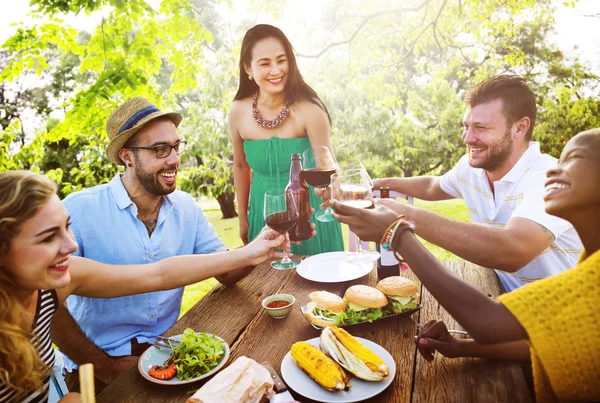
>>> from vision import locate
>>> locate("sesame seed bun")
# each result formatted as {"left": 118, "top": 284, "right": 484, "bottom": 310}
{"left": 376, "top": 276, "right": 419, "bottom": 297}
{"left": 308, "top": 291, "right": 347, "bottom": 313}
{"left": 343, "top": 285, "right": 388, "bottom": 309}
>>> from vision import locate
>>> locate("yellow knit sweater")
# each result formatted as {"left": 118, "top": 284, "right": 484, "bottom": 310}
{"left": 498, "top": 250, "right": 600, "bottom": 402}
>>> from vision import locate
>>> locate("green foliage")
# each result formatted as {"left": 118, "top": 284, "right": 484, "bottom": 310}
{"left": 2, "top": 0, "right": 218, "bottom": 198}
{"left": 29, "top": 0, "right": 152, "bottom": 15}
{"left": 1, "top": 0, "right": 598, "bottom": 212}
{"left": 303, "top": 0, "right": 597, "bottom": 178}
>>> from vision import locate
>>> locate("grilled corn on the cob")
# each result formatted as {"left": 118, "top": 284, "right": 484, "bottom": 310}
{"left": 320, "top": 327, "right": 389, "bottom": 381}
{"left": 330, "top": 327, "right": 389, "bottom": 376}
{"left": 290, "top": 341, "right": 350, "bottom": 391}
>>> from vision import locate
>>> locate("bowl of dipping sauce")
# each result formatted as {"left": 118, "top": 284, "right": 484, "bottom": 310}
{"left": 261, "top": 294, "right": 295, "bottom": 319}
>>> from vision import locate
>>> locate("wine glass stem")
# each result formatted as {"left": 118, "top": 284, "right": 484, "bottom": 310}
{"left": 356, "top": 235, "right": 364, "bottom": 253}
{"left": 281, "top": 250, "right": 291, "bottom": 264}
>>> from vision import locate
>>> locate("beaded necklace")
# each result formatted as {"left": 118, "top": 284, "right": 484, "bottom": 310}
{"left": 252, "top": 91, "right": 290, "bottom": 129}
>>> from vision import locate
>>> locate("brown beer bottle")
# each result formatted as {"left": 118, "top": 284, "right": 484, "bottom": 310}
{"left": 286, "top": 153, "right": 311, "bottom": 241}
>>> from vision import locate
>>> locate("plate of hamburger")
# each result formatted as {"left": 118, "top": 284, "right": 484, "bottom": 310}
{"left": 281, "top": 327, "right": 396, "bottom": 402}
{"left": 302, "top": 277, "right": 421, "bottom": 329}
{"left": 295, "top": 252, "right": 374, "bottom": 283}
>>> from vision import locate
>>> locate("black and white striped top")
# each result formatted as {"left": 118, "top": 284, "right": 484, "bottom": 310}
{"left": 0, "top": 289, "right": 58, "bottom": 403}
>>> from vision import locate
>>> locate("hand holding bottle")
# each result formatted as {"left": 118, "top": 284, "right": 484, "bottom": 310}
{"left": 286, "top": 154, "right": 312, "bottom": 242}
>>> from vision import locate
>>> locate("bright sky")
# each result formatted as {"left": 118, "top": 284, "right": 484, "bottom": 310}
{"left": 1, "top": 0, "right": 598, "bottom": 65}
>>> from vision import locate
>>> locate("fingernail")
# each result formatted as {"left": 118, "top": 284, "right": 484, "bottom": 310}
{"left": 277, "top": 235, "right": 284, "bottom": 242}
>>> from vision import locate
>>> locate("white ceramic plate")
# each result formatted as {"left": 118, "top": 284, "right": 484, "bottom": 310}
{"left": 138, "top": 333, "right": 229, "bottom": 385}
{"left": 296, "top": 252, "right": 374, "bottom": 283}
{"left": 281, "top": 337, "right": 396, "bottom": 403}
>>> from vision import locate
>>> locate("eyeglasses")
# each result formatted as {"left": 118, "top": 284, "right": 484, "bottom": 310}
{"left": 127, "top": 140, "right": 187, "bottom": 158}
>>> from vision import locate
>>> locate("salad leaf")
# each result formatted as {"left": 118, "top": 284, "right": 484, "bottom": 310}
{"left": 313, "top": 306, "right": 343, "bottom": 320}
{"left": 390, "top": 300, "right": 419, "bottom": 314}
{"left": 172, "top": 328, "right": 225, "bottom": 380}
{"left": 337, "top": 308, "right": 384, "bottom": 325}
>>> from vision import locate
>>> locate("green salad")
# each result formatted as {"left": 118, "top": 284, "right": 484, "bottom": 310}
{"left": 172, "top": 328, "right": 225, "bottom": 380}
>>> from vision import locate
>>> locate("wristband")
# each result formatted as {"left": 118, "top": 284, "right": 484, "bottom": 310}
{"left": 390, "top": 220, "right": 416, "bottom": 261}
{"left": 380, "top": 215, "right": 404, "bottom": 251}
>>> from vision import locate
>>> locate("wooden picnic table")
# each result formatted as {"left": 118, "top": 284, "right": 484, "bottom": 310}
{"left": 98, "top": 259, "right": 531, "bottom": 403}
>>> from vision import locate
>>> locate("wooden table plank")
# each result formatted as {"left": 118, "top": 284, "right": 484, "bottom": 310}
{"left": 411, "top": 261, "right": 532, "bottom": 403}
{"left": 224, "top": 265, "right": 421, "bottom": 403}
{"left": 97, "top": 262, "right": 292, "bottom": 403}
{"left": 98, "top": 258, "right": 532, "bottom": 403}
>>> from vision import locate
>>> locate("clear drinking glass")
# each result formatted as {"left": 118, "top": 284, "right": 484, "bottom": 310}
{"left": 331, "top": 169, "right": 380, "bottom": 263}
{"left": 264, "top": 189, "right": 301, "bottom": 269}
{"left": 301, "top": 146, "right": 338, "bottom": 222}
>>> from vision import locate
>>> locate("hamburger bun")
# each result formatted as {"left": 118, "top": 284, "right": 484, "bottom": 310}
{"left": 343, "top": 285, "right": 388, "bottom": 309}
{"left": 376, "top": 276, "right": 418, "bottom": 297}
{"left": 308, "top": 291, "right": 346, "bottom": 313}
{"left": 304, "top": 291, "right": 347, "bottom": 328}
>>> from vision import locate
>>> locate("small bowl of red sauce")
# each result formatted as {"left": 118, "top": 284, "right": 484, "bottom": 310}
{"left": 261, "top": 294, "right": 295, "bottom": 319}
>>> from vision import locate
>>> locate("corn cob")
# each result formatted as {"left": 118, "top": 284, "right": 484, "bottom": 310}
{"left": 330, "top": 327, "right": 389, "bottom": 377}
{"left": 290, "top": 341, "right": 350, "bottom": 391}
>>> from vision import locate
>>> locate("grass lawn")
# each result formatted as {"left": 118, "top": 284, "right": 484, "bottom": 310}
{"left": 180, "top": 197, "right": 470, "bottom": 317}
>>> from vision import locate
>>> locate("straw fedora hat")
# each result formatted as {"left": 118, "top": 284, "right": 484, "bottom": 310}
{"left": 106, "top": 97, "right": 183, "bottom": 165}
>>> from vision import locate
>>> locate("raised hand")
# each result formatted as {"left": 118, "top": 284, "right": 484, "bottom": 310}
{"left": 290, "top": 208, "right": 317, "bottom": 245}
{"left": 331, "top": 199, "right": 399, "bottom": 243}
{"left": 415, "top": 320, "right": 463, "bottom": 361}
{"left": 245, "top": 228, "right": 290, "bottom": 265}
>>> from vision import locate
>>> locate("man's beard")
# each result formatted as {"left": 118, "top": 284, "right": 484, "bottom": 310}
{"left": 469, "top": 128, "right": 513, "bottom": 172}
{"left": 134, "top": 159, "right": 177, "bottom": 196}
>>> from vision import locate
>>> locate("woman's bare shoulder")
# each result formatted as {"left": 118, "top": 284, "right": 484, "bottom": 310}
{"left": 231, "top": 97, "right": 252, "bottom": 114}
{"left": 293, "top": 98, "right": 326, "bottom": 115}
{"left": 293, "top": 98, "right": 328, "bottom": 129}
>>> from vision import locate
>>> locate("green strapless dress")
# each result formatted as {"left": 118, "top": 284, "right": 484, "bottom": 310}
{"left": 244, "top": 137, "right": 344, "bottom": 255}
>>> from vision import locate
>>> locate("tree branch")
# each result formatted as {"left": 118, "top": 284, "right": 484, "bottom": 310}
{"left": 296, "top": 0, "right": 435, "bottom": 59}
{"left": 355, "top": 0, "right": 449, "bottom": 73}
{"left": 419, "top": 160, "right": 443, "bottom": 176}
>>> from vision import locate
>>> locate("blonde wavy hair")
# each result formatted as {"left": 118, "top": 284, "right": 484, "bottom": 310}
{"left": 0, "top": 171, "right": 56, "bottom": 400}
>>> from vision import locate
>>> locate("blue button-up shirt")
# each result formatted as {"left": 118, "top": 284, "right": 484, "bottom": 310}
{"left": 63, "top": 175, "right": 225, "bottom": 371}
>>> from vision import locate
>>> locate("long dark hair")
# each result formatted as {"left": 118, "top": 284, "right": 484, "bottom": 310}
{"left": 233, "top": 24, "right": 331, "bottom": 124}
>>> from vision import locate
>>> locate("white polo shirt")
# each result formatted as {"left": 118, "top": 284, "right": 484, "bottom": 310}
{"left": 439, "top": 142, "right": 583, "bottom": 292}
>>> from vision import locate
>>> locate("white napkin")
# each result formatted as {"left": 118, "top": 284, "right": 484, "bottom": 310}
{"left": 186, "top": 356, "right": 275, "bottom": 403}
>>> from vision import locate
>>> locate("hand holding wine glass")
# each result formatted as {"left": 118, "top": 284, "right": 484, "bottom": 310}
{"left": 264, "top": 189, "right": 301, "bottom": 269}
{"left": 331, "top": 168, "right": 380, "bottom": 263}
{"left": 301, "top": 146, "right": 338, "bottom": 222}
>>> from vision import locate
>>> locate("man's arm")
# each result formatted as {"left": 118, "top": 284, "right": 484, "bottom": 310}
{"left": 214, "top": 264, "right": 254, "bottom": 286}
{"left": 384, "top": 200, "right": 554, "bottom": 272}
{"left": 51, "top": 304, "right": 138, "bottom": 384}
{"left": 374, "top": 176, "right": 455, "bottom": 201}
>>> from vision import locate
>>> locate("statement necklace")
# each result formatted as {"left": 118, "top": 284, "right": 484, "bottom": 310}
{"left": 252, "top": 91, "right": 290, "bottom": 129}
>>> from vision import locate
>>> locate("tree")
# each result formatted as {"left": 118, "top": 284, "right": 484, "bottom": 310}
{"left": 1, "top": 0, "right": 215, "bottom": 197}
{"left": 295, "top": 0, "right": 598, "bottom": 177}
{"left": 2, "top": 0, "right": 598, "bottom": 216}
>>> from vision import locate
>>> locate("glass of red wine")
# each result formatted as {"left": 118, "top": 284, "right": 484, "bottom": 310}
{"left": 301, "top": 146, "right": 338, "bottom": 222}
{"left": 331, "top": 169, "right": 380, "bottom": 264}
{"left": 264, "top": 189, "right": 301, "bottom": 269}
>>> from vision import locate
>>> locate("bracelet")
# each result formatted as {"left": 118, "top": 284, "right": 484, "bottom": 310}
{"left": 380, "top": 215, "right": 404, "bottom": 251}
{"left": 390, "top": 220, "right": 416, "bottom": 262}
